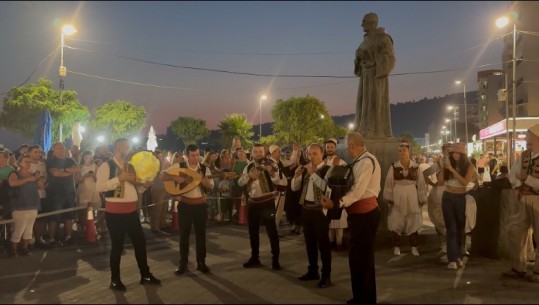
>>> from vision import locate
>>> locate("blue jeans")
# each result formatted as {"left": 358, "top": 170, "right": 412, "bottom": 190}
{"left": 441, "top": 192, "right": 466, "bottom": 263}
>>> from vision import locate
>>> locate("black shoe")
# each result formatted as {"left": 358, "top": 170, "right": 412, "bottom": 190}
{"left": 243, "top": 258, "right": 262, "bottom": 268}
{"left": 298, "top": 272, "right": 320, "bottom": 281}
{"left": 174, "top": 265, "right": 188, "bottom": 275}
{"left": 110, "top": 279, "right": 127, "bottom": 291}
{"left": 318, "top": 278, "right": 331, "bottom": 288}
{"left": 272, "top": 260, "right": 282, "bottom": 271}
{"left": 140, "top": 273, "right": 161, "bottom": 285}
{"left": 197, "top": 262, "right": 210, "bottom": 274}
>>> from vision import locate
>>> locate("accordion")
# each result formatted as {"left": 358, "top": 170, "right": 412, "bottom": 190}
{"left": 325, "top": 165, "right": 354, "bottom": 220}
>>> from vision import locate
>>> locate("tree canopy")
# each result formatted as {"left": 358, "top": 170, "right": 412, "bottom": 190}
{"left": 90, "top": 100, "right": 146, "bottom": 140}
{"left": 0, "top": 77, "right": 89, "bottom": 141}
{"left": 271, "top": 95, "right": 346, "bottom": 146}
{"left": 170, "top": 116, "right": 209, "bottom": 146}
{"left": 217, "top": 113, "right": 254, "bottom": 150}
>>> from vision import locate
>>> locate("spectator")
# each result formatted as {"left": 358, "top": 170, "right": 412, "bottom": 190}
{"left": 27, "top": 145, "right": 49, "bottom": 248}
{"left": 217, "top": 170, "right": 234, "bottom": 224}
{"left": 76, "top": 151, "right": 101, "bottom": 233}
{"left": 7, "top": 154, "right": 42, "bottom": 257}
{"left": 0, "top": 150, "right": 15, "bottom": 220}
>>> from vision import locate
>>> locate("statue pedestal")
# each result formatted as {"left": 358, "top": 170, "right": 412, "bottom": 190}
{"left": 337, "top": 137, "right": 400, "bottom": 233}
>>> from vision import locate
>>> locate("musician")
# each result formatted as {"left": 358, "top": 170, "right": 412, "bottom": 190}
{"left": 238, "top": 143, "right": 286, "bottom": 271}
{"left": 320, "top": 132, "right": 381, "bottom": 305}
{"left": 96, "top": 138, "right": 161, "bottom": 291}
{"left": 504, "top": 124, "right": 539, "bottom": 282}
{"left": 162, "top": 144, "right": 213, "bottom": 275}
{"left": 291, "top": 143, "right": 332, "bottom": 289}
{"left": 268, "top": 144, "right": 288, "bottom": 230}
{"left": 383, "top": 140, "right": 427, "bottom": 256}
{"left": 323, "top": 138, "right": 348, "bottom": 251}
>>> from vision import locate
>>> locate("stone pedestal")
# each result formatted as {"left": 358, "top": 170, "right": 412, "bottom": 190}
{"left": 337, "top": 137, "right": 400, "bottom": 233}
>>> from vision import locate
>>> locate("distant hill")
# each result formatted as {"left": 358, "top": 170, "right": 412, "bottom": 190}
{"left": 158, "top": 91, "right": 479, "bottom": 151}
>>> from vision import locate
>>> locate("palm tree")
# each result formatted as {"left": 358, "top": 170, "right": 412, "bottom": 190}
{"left": 218, "top": 113, "right": 254, "bottom": 149}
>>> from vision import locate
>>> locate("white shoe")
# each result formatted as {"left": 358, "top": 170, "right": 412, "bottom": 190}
{"left": 393, "top": 247, "right": 401, "bottom": 256}
{"left": 447, "top": 262, "right": 457, "bottom": 270}
{"left": 457, "top": 258, "right": 465, "bottom": 268}
{"left": 411, "top": 247, "right": 420, "bottom": 256}
{"left": 439, "top": 255, "right": 449, "bottom": 263}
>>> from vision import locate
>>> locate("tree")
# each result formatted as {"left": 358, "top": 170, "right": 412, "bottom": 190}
{"left": 271, "top": 95, "right": 345, "bottom": 146}
{"left": 169, "top": 116, "right": 209, "bottom": 146}
{"left": 0, "top": 77, "right": 89, "bottom": 141}
{"left": 90, "top": 100, "right": 146, "bottom": 140}
{"left": 217, "top": 113, "right": 254, "bottom": 149}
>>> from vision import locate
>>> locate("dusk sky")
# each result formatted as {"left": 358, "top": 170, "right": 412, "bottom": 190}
{"left": 0, "top": 1, "right": 511, "bottom": 149}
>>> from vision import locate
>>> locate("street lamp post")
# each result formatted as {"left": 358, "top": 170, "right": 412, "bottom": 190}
{"left": 58, "top": 24, "right": 77, "bottom": 143}
{"left": 445, "top": 118, "right": 452, "bottom": 142}
{"left": 448, "top": 105, "right": 458, "bottom": 142}
{"left": 455, "top": 80, "right": 469, "bottom": 145}
{"left": 259, "top": 95, "right": 267, "bottom": 141}
{"left": 497, "top": 15, "right": 517, "bottom": 165}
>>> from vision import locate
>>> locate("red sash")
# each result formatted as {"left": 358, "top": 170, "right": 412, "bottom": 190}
{"left": 345, "top": 197, "right": 378, "bottom": 214}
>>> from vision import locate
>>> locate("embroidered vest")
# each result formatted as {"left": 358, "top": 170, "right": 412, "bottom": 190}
{"left": 104, "top": 159, "right": 124, "bottom": 198}
{"left": 392, "top": 162, "right": 418, "bottom": 181}
{"left": 245, "top": 161, "right": 275, "bottom": 196}
{"left": 299, "top": 165, "right": 330, "bottom": 208}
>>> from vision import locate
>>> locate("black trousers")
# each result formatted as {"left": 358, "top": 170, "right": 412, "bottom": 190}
{"left": 348, "top": 208, "right": 380, "bottom": 305}
{"left": 301, "top": 208, "right": 331, "bottom": 279}
{"left": 247, "top": 200, "right": 280, "bottom": 259}
{"left": 106, "top": 211, "right": 150, "bottom": 280}
{"left": 178, "top": 203, "right": 207, "bottom": 266}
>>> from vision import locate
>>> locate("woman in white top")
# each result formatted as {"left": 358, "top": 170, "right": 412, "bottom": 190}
{"left": 436, "top": 143, "right": 475, "bottom": 270}
{"left": 76, "top": 151, "right": 101, "bottom": 233}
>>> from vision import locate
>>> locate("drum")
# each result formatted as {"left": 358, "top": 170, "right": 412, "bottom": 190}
{"left": 128, "top": 151, "right": 161, "bottom": 183}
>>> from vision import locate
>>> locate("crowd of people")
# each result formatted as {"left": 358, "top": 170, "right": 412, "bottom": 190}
{"left": 1, "top": 127, "right": 538, "bottom": 303}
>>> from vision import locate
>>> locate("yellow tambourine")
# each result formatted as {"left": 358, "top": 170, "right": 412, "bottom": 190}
{"left": 128, "top": 150, "right": 161, "bottom": 183}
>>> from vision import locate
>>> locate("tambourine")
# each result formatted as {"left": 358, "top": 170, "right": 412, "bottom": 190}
{"left": 128, "top": 150, "right": 161, "bottom": 183}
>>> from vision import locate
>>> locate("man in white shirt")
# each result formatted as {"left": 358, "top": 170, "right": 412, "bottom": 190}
{"left": 27, "top": 145, "right": 48, "bottom": 247}
{"left": 238, "top": 143, "right": 286, "bottom": 271}
{"left": 292, "top": 143, "right": 332, "bottom": 289}
{"left": 320, "top": 132, "right": 381, "bottom": 305}
{"left": 504, "top": 125, "right": 539, "bottom": 282}
{"left": 162, "top": 144, "right": 213, "bottom": 275}
{"left": 96, "top": 138, "right": 161, "bottom": 291}
{"left": 268, "top": 144, "right": 288, "bottom": 230}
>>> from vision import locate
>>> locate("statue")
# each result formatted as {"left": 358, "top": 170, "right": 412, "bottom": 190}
{"left": 353, "top": 12, "right": 396, "bottom": 138}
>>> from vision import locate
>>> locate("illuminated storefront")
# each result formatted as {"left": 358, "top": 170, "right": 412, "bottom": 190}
{"left": 479, "top": 117, "right": 539, "bottom": 157}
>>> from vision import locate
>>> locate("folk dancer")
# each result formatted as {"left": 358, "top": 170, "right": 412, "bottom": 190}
{"left": 238, "top": 144, "right": 286, "bottom": 270}
{"left": 292, "top": 143, "right": 332, "bottom": 289}
{"left": 96, "top": 138, "right": 161, "bottom": 291}
{"left": 383, "top": 140, "right": 427, "bottom": 256}
{"left": 321, "top": 132, "right": 381, "bottom": 305}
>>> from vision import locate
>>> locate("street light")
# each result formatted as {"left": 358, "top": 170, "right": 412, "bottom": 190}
{"left": 320, "top": 114, "right": 325, "bottom": 119}
{"left": 348, "top": 122, "right": 355, "bottom": 130}
{"left": 455, "top": 80, "right": 468, "bottom": 145}
{"left": 58, "top": 24, "right": 77, "bottom": 142}
{"left": 496, "top": 14, "right": 517, "bottom": 166}
{"left": 259, "top": 94, "right": 267, "bottom": 141}
{"left": 97, "top": 135, "right": 105, "bottom": 143}
{"left": 447, "top": 105, "right": 458, "bottom": 141}
{"left": 445, "top": 118, "right": 452, "bottom": 142}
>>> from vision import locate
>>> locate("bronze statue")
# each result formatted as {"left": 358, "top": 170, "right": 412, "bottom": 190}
{"left": 353, "top": 12, "right": 396, "bottom": 138}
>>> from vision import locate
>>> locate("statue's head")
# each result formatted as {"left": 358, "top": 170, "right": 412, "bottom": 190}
{"left": 362, "top": 12, "right": 378, "bottom": 33}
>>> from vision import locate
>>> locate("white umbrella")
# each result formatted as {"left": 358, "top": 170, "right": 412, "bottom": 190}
{"left": 71, "top": 121, "right": 83, "bottom": 147}
{"left": 147, "top": 126, "right": 158, "bottom": 151}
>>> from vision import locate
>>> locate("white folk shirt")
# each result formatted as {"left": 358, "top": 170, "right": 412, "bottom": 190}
{"left": 238, "top": 160, "right": 286, "bottom": 199}
{"left": 312, "top": 151, "right": 381, "bottom": 208}
{"left": 291, "top": 162, "right": 328, "bottom": 214}
{"left": 96, "top": 157, "right": 138, "bottom": 202}
{"left": 30, "top": 161, "right": 47, "bottom": 199}
{"left": 270, "top": 157, "right": 288, "bottom": 187}
{"left": 324, "top": 155, "right": 347, "bottom": 166}
{"left": 167, "top": 162, "right": 213, "bottom": 199}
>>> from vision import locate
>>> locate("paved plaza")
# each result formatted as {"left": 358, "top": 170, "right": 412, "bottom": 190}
{"left": 1, "top": 212, "right": 538, "bottom": 304}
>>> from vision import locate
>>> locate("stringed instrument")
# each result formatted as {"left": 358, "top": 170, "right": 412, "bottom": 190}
{"left": 164, "top": 167, "right": 240, "bottom": 196}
